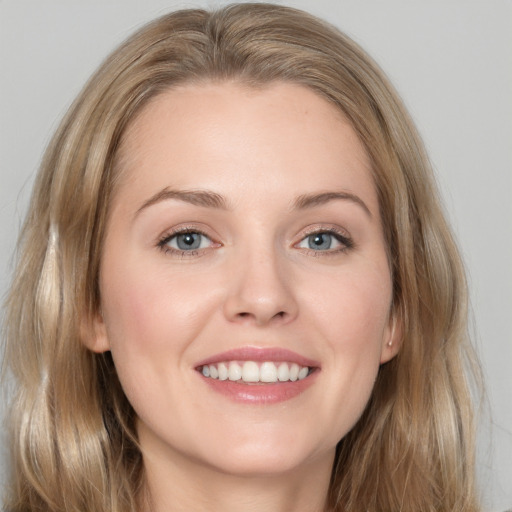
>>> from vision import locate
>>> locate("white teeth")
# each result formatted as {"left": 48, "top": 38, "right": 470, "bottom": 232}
{"left": 242, "top": 361, "right": 259, "bottom": 382}
{"left": 298, "top": 366, "right": 309, "bottom": 380}
{"left": 228, "top": 362, "right": 242, "bottom": 381}
{"left": 260, "top": 362, "right": 278, "bottom": 382}
{"left": 218, "top": 362, "right": 228, "bottom": 381}
{"left": 200, "top": 360, "right": 312, "bottom": 383}
{"left": 277, "top": 362, "right": 290, "bottom": 382}
{"left": 209, "top": 365, "right": 218, "bottom": 379}
{"left": 289, "top": 363, "right": 299, "bottom": 381}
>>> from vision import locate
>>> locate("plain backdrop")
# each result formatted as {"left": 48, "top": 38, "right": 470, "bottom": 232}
{"left": 1, "top": 1, "right": 511, "bottom": 510}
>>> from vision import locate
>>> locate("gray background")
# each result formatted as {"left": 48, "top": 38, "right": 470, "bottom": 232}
{"left": 1, "top": 1, "right": 511, "bottom": 510}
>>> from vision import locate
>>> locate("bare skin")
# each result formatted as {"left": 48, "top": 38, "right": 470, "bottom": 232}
{"left": 86, "top": 82, "right": 400, "bottom": 511}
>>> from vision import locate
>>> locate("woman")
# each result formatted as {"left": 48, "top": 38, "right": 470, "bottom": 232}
{"left": 2, "top": 4, "right": 481, "bottom": 511}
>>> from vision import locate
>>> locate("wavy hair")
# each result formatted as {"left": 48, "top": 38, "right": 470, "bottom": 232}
{"left": 2, "top": 3, "right": 480, "bottom": 511}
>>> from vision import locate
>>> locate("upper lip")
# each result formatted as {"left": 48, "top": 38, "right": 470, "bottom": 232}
{"left": 195, "top": 346, "right": 320, "bottom": 368}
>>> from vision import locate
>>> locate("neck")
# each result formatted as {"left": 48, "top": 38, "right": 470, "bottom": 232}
{"left": 140, "top": 441, "right": 334, "bottom": 512}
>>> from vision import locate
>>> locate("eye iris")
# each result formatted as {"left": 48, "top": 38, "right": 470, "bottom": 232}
{"left": 177, "top": 233, "right": 201, "bottom": 250}
{"left": 308, "top": 233, "right": 331, "bottom": 250}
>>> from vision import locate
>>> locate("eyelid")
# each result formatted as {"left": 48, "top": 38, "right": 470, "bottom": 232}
{"left": 157, "top": 224, "right": 221, "bottom": 256}
{"left": 299, "top": 224, "right": 351, "bottom": 239}
{"left": 293, "top": 225, "right": 354, "bottom": 253}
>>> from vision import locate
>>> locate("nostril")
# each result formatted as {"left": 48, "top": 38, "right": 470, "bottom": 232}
{"left": 235, "top": 310, "right": 286, "bottom": 322}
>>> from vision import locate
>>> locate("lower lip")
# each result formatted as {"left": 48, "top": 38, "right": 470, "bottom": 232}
{"left": 199, "top": 371, "right": 318, "bottom": 404}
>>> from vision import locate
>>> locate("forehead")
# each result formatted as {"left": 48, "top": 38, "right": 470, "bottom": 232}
{"left": 113, "top": 81, "right": 376, "bottom": 213}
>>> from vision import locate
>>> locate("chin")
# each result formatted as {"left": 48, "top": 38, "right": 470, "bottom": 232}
{"left": 196, "top": 433, "right": 333, "bottom": 478}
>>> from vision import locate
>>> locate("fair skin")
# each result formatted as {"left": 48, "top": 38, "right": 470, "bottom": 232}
{"left": 85, "top": 81, "right": 400, "bottom": 512}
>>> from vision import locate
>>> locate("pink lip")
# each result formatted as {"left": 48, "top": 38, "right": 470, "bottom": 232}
{"left": 195, "top": 346, "right": 320, "bottom": 368}
{"left": 200, "top": 374, "right": 318, "bottom": 404}
{"left": 195, "top": 347, "right": 320, "bottom": 405}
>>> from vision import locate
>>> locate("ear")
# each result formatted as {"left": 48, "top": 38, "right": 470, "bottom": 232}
{"left": 380, "top": 310, "right": 402, "bottom": 364}
{"left": 80, "top": 308, "right": 111, "bottom": 353}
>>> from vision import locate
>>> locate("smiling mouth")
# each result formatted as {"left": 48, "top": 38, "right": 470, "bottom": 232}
{"left": 198, "top": 361, "right": 313, "bottom": 384}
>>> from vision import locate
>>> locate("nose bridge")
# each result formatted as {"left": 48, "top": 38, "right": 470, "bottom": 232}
{"left": 223, "top": 237, "right": 298, "bottom": 325}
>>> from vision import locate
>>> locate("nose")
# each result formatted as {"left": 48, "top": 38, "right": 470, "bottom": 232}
{"left": 223, "top": 248, "right": 299, "bottom": 326}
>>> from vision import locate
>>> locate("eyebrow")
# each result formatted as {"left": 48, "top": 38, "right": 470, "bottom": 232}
{"left": 293, "top": 191, "right": 372, "bottom": 218}
{"left": 135, "top": 188, "right": 230, "bottom": 217}
{"left": 135, "top": 187, "right": 372, "bottom": 219}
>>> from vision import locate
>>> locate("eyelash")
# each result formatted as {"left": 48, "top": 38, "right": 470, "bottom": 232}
{"left": 295, "top": 227, "right": 354, "bottom": 256}
{"left": 156, "top": 226, "right": 354, "bottom": 257}
{"left": 157, "top": 227, "right": 217, "bottom": 257}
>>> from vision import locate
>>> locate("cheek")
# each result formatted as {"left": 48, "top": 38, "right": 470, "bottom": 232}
{"left": 308, "top": 260, "right": 392, "bottom": 347}
{"left": 98, "top": 258, "right": 212, "bottom": 413}
{"left": 101, "top": 254, "right": 215, "bottom": 351}
{"left": 333, "top": 278, "right": 391, "bottom": 370}
{"left": 303, "top": 263, "right": 392, "bottom": 430}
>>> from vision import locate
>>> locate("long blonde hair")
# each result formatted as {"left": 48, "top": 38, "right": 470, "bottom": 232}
{"left": 3, "top": 4, "right": 481, "bottom": 511}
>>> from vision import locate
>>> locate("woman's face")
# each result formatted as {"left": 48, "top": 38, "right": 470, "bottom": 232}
{"left": 88, "top": 82, "right": 399, "bottom": 477}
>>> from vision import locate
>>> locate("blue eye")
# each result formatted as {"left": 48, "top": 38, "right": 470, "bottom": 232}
{"left": 173, "top": 232, "right": 204, "bottom": 250}
{"left": 306, "top": 233, "right": 334, "bottom": 250}
{"left": 159, "top": 231, "right": 213, "bottom": 253}
{"left": 297, "top": 230, "right": 352, "bottom": 252}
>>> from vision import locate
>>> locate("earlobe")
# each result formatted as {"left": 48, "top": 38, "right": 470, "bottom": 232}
{"left": 380, "top": 312, "right": 402, "bottom": 364}
{"left": 80, "top": 309, "right": 110, "bottom": 353}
